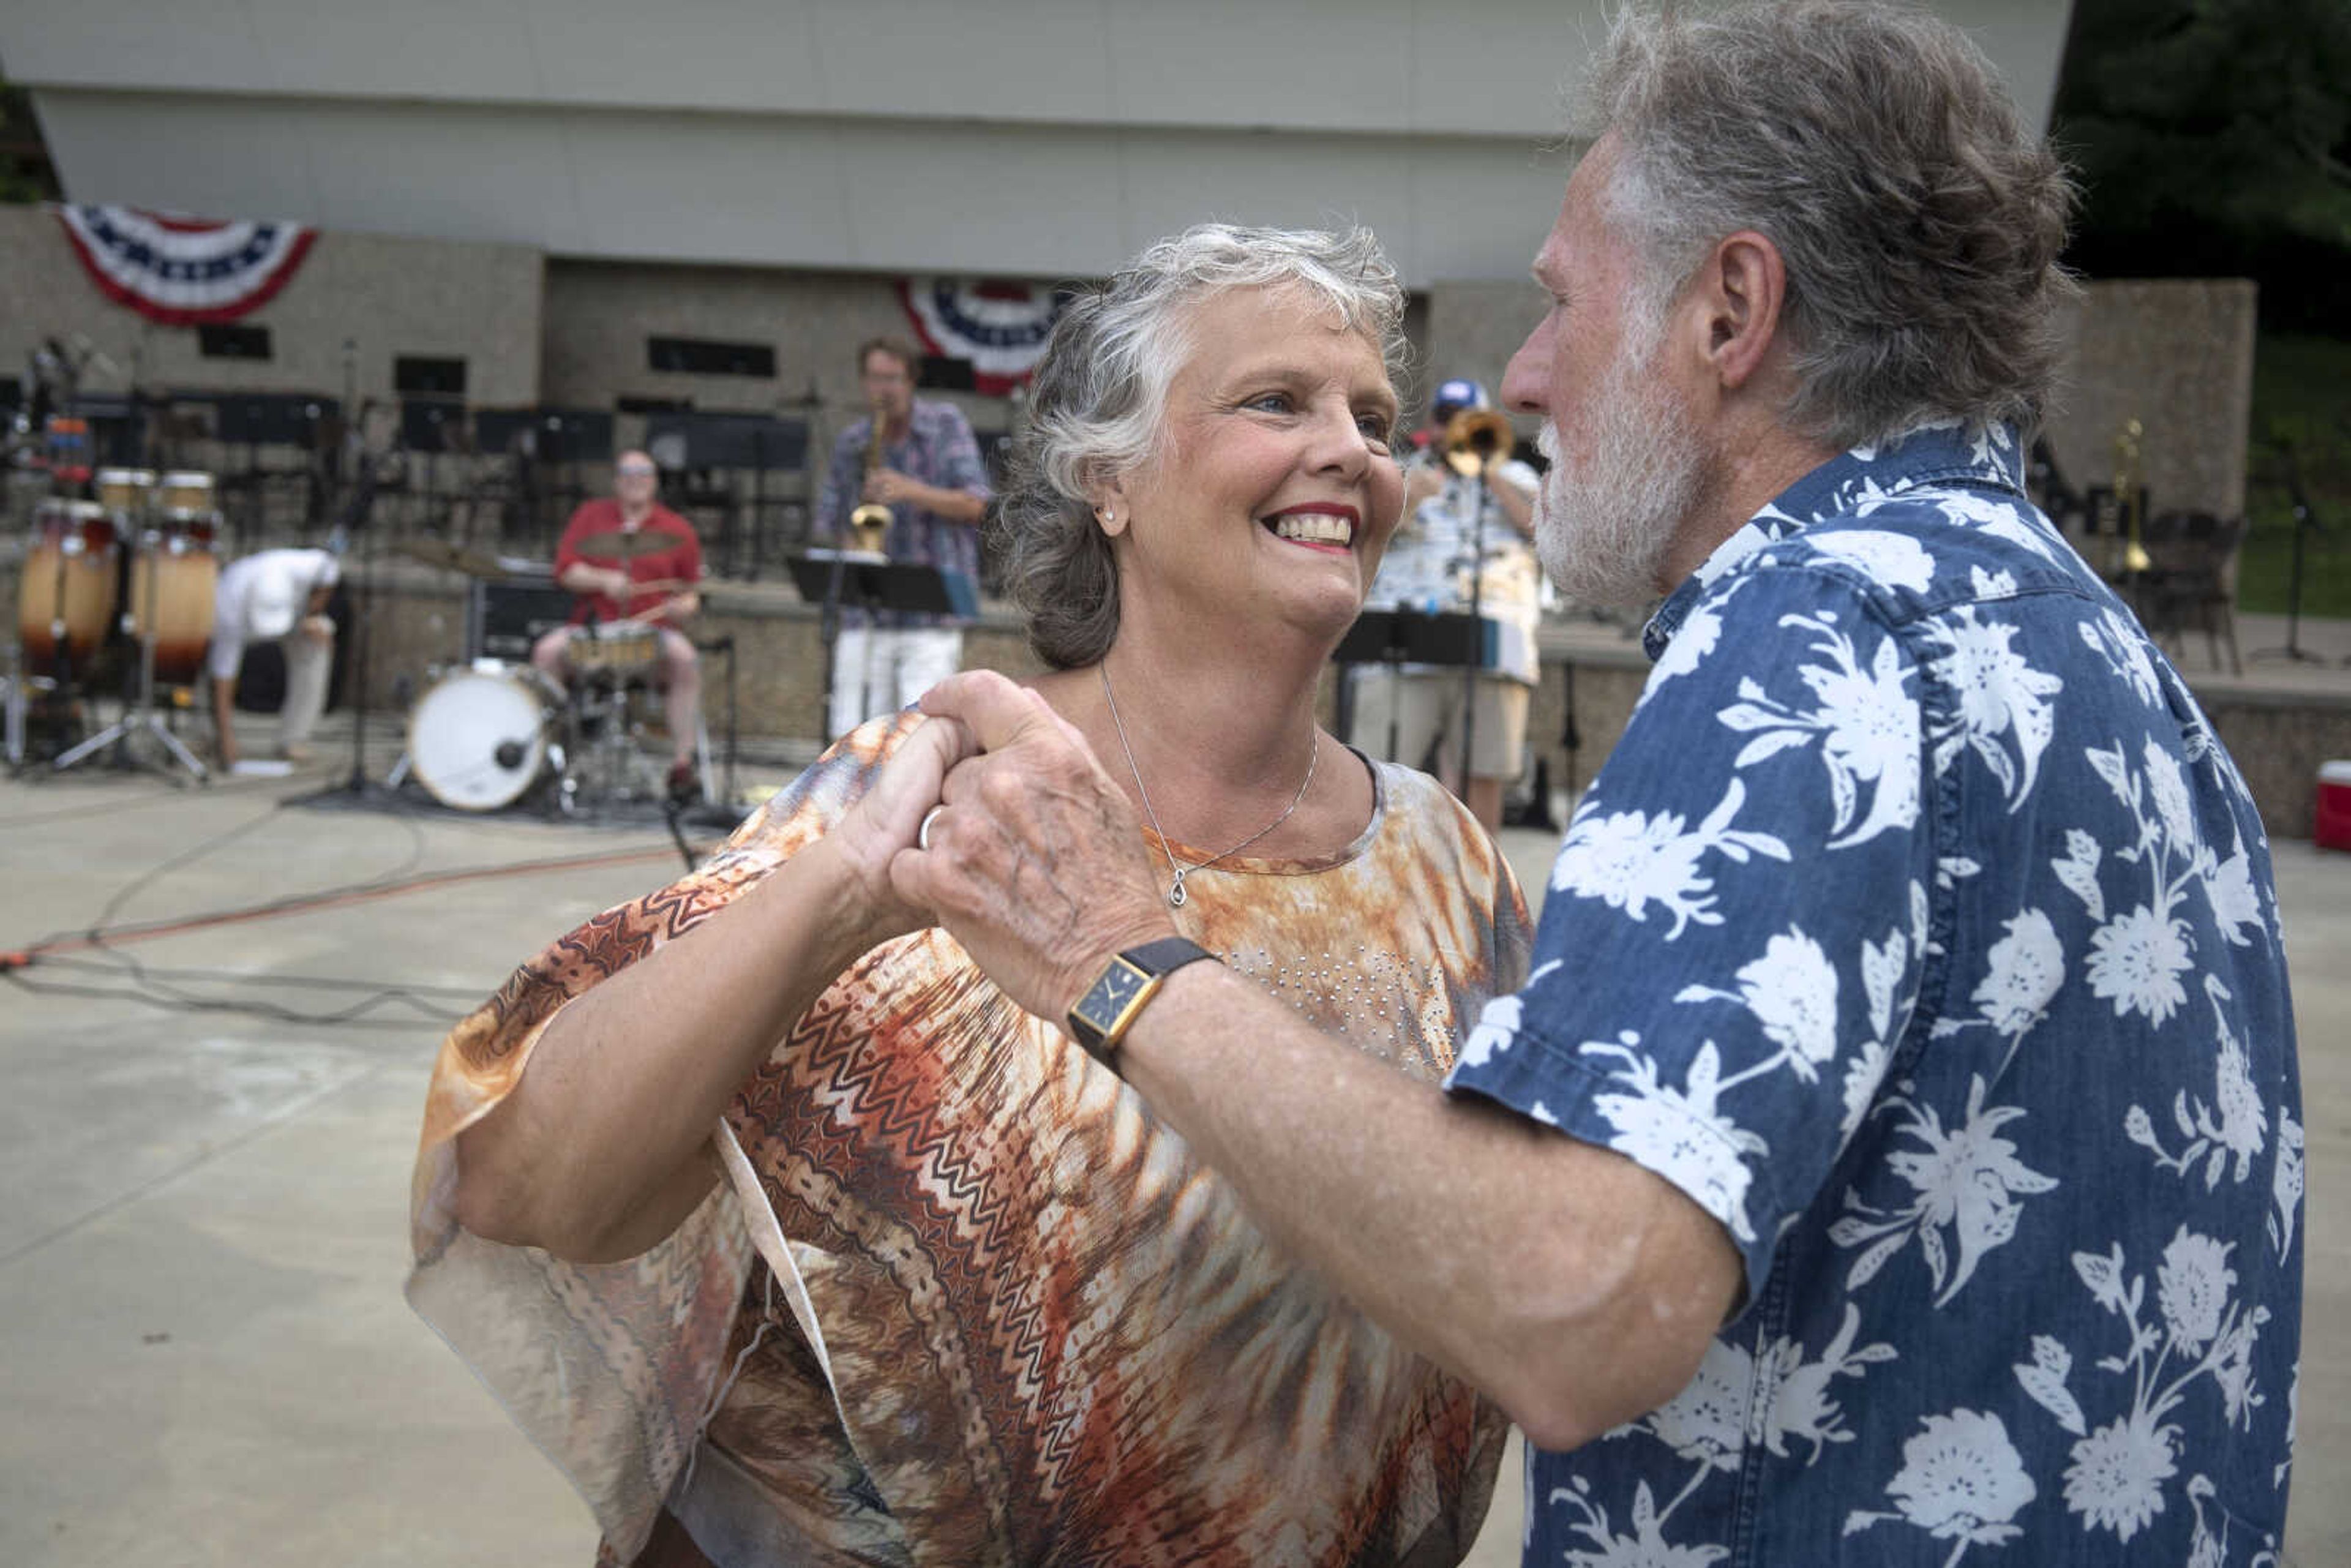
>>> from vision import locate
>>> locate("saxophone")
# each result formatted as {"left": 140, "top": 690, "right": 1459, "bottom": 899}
{"left": 849, "top": 400, "right": 892, "bottom": 555}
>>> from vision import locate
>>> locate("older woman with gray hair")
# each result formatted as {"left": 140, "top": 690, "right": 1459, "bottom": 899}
{"left": 409, "top": 222, "right": 1529, "bottom": 1567}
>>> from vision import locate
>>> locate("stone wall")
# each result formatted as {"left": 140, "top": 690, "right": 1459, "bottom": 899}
{"left": 2045, "top": 279, "right": 2259, "bottom": 522}
{"left": 539, "top": 259, "right": 1018, "bottom": 462}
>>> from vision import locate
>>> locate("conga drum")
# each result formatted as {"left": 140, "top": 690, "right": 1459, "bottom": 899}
{"left": 96, "top": 468, "right": 157, "bottom": 515}
{"left": 17, "top": 500, "right": 121, "bottom": 672}
{"left": 157, "top": 471, "right": 217, "bottom": 513}
{"left": 124, "top": 514, "right": 222, "bottom": 686}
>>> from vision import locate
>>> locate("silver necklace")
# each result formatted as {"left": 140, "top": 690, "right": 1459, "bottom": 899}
{"left": 1099, "top": 662, "right": 1318, "bottom": 908}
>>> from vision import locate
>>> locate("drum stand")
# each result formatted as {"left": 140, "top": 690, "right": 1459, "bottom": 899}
{"left": 53, "top": 544, "right": 209, "bottom": 781}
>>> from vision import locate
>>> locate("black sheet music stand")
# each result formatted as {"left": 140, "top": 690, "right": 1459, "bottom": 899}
{"left": 1333, "top": 609, "right": 1498, "bottom": 772}
{"left": 787, "top": 551, "right": 978, "bottom": 742}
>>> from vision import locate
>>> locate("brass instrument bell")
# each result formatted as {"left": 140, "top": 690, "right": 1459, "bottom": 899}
{"left": 1440, "top": 407, "right": 1517, "bottom": 479}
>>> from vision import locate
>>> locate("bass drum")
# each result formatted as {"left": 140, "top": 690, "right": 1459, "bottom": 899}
{"left": 18, "top": 500, "right": 121, "bottom": 670}
{"left": 408, "top": 662, "right": 559, "bottom": 811}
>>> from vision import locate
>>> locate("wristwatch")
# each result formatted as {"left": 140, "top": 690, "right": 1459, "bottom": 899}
{"left": 1065, "top": 937, "right": 1220, "bottom": 1070}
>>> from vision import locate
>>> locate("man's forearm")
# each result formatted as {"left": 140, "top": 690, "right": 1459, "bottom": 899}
{"left": 1116, "top": 962, "right": 1739, "bottom": 1451}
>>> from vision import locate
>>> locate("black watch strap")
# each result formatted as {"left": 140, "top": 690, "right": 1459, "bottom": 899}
{"left": 1065, "top": 937, "right": 1219, "bottom": 1070}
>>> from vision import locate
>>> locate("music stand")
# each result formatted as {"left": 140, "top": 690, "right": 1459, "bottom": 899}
{"left": 1333, "top": 609, "right": 1497, "bottom": 772}
{"left": 787, "top": 551, "right": 977, "bottom": 742}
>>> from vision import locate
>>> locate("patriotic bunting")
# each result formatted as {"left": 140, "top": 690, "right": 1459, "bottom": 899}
{"left": 54, "top": 205, "right": 317, "bottom": 326}
{"left": 897, "top": 278, "right": 1071, "bottom": 394}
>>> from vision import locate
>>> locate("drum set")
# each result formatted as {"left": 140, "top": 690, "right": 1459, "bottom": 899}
{"left": 9, "top": 466, "right": 224, "bottom": 775}
{"left": 391, "top": 531, "right": 714, "bottom": 817}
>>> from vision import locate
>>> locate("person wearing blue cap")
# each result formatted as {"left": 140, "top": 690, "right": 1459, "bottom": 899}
{"left": 1347, "top": 376, "right": 1540, "bottom": 828}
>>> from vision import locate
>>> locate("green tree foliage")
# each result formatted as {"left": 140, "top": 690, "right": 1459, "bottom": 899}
{"left": 2053, "top": 0, "right": 2351, "bottom": 334}
{"left": 1, "top": 70, "right": 62, "bottom": 204}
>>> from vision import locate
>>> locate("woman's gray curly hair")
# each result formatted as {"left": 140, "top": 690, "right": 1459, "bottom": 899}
{"left": 996, "top": 223, "right": 1406, "bottom": 670}
{"left": 1587, "top": 1, "right": 2080, "bottom": 451}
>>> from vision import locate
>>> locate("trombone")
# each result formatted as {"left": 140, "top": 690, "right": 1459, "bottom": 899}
{"left": 1439, "top": 407, "right": 1517, "bottom": 478}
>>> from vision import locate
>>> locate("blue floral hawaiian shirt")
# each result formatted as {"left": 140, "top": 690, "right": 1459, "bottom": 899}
{"left": 816, "top": 397, "right": 993, "bottom": 629}
{"left": 1448, "top": 423, "right": 2303, "bottom": 1566}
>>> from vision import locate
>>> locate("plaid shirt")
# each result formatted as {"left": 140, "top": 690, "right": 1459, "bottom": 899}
{"left": 817, "top": 398, "right": 993, "bottom": 628}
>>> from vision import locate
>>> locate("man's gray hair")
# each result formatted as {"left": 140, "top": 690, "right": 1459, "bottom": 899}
{"left": 996, "top": 223, "right": 1406, "bottom": 670}
{"left": 1587, "top": 1, "right": 2079, "bottom": 449}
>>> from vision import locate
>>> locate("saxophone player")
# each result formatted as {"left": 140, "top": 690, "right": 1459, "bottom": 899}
{"left": 816, "top": 336, "right": 994, "bottom": 738}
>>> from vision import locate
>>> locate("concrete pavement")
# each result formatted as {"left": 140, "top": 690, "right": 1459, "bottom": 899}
{"left": 1, "top": 748, "right": 2343, "bottom": 1567}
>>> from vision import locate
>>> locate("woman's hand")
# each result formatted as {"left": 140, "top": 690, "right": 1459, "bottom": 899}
{"left": 828, "top": 714, "right": 980, "bottom": 945}
{"left": 894, "top": 672, "right": 1176, "bottom": 1025}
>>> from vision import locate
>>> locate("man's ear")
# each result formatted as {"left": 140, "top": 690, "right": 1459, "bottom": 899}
{"left": 1696, "top": 230, "right": 1788, "bottom": 394}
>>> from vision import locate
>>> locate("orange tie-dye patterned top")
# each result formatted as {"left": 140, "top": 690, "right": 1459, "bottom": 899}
{"left": 409, "top": 712, "right": 1530, "bottom": 1567}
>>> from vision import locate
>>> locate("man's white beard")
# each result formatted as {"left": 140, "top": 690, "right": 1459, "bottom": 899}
{"left": 1533, "top": 338, "right": 1709, "bottom": 610}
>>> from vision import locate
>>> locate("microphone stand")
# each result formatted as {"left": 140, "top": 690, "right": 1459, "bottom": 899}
{"left": 1459, "top": 462, "right": 1488, "bottom": 795}
{"left": 2251, "top": 441, "right": 2330, "bottom": 666}
{"left": 335, "top": 341, "right": 377, "bottom": 796}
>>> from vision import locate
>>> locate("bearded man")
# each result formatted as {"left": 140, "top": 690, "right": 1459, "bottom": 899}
{"left": 899, "top": 5, "right": 2304, "bottom": 1562}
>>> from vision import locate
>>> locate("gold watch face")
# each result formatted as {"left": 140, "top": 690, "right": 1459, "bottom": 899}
{"left": 1080, "top": 959, "right": 1148, "bottom": 1030}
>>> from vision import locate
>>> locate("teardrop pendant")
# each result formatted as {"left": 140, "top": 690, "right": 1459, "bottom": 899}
{"left": 1168, "top": 873, "right": 1188, "bottom": 909}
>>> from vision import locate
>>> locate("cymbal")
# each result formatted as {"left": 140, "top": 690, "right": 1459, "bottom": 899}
{"left": 395, "top": 537, "right": 506, "bottom": 578}
{"left": 568, "top": 529, "right": 673, "bottom": 560}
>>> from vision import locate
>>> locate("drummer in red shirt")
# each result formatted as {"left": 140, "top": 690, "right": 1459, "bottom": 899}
{"left": 530, "top": 449, "right": 703, "bottom": 796}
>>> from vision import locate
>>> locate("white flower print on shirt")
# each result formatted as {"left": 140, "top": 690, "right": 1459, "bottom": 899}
{"left": 2124, "top": 977, "right": 2269, "bottom": 1193}
{"left": 2270, "top": 1108, "right": 2304, "bottom": 1258}
{"left": 1938, "top": 489, "right": 2064, "bottom": 565}
{"left": 1675, "top": 926, "right": 1839, "bottom": 1082}
{"left": 1758, "top": 1302, "right": 1899, "bottom": 1463}
{"left": 1843, "top": 1407, "right": 2036, "bottom": 1558}
{"left": 1638, "top": 1336, "right": 1755, "bottom": 1475}
{"left": 1712, "top": 609, "right": 1921, "bottom": 847}
{"left": 1644, "top": 578, "right": 1751, "bottom": 699}
{"left": 1455, "top": 958, "right": 1562, "bottom": 1072}
{"left": 1831, "top": 1074, "right": 2057, "bottom": 1306}
{"left": 1932, "top": 906, "right": 2064, "bottom": 1076}
{"left": 1809, "top": 529, "right": 1937, "bottom": 593}
{"left": 2012, "top": 1233, "right": 2273, "bottom": 1545}
{"left": 2079, "top": 735, "right": 2281, "bottom": 1026}
{"left": 1548, "top": 1476, "right": 1731, "bottom": 1568}
{"left": 2064, "top": 1409, "right": 2178, "bottom": 1540}
{"left": 1580, "top": 1033, "right": 1769, "bottom": 1244}
{"left": 1550, "top": 779, "right": 1791, "bottom": 940}
{"left": 2086, "top": 904, "right": 2193, "bottom": 1024}
{"left": 1922, "top": 604, "right": 2063, "bottom": 807}
{"left": 2077, "top": 606, "right": 2164, "bottom": 709}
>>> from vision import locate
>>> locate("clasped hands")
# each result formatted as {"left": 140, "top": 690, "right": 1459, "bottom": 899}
{"left": 833, "top": 671, "right": 1177, "bottom": 1031}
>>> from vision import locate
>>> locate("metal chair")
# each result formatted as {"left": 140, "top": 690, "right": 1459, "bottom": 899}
{"left": 2131, "top": 511, "right": 2246, "bottom": 677}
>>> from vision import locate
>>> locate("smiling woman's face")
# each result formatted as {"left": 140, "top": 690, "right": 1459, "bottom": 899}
{"left": 1106, "top": 285, "right": 1404, "bottom": 652}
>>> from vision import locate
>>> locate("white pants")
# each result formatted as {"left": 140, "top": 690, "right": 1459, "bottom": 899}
{"left": 829, "top": 626, "right": 962, "bottom": 740}
{"left": 274, "top": 628, "right": 334, "bottom": 751}
{"left": 208, "top": 625, "right": 334, "bottom": 754}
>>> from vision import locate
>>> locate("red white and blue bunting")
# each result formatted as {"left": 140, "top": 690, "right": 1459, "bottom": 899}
{"left": 54, "top": 205, "right": 317, "bottom": 327}
{"left": 897, "top": 279, "right": 1071, "bottom": 395}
